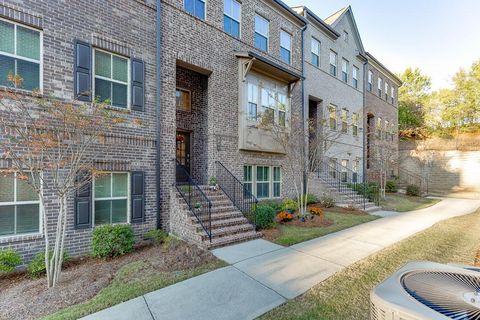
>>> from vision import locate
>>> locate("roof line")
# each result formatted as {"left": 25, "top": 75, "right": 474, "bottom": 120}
{"left": 292, "top": 6, "right": 340, "bottom": 38}
{"left": 366, "top": 52, "right": 402, "bottom": 85}
{"left": 271, "top": 0, "right": 307, "bottom": 25}
{"left": 324, "top": 6, "right": 349, "bottom": 26}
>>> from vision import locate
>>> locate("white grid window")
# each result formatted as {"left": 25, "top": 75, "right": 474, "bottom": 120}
{"left": 243, "top": 165, "right": 281, "bottom": 199}
{"left": 0, "top": 19, "right": 42, "bottom": 91}
{"left": 94, "top": 49, "right": 130, "bottom": 109}
{"left": 0, "top": 172, "right": 40, "bottom": 237}
{"left": 93, "top": 172, "right": 130, "bottom": 225}
{"left": 353, "top": 66, "right": 359, "bottom": 89}
{"left": 342, "top": 58, "right": 348, "bottom": 82}
{"left": 254, "top": 15, "right": 269, "bottom": 52}
{"left": 329, "top": 50, "right": 337, "bottom": 76}
{"left": 224, "top": 0, "right": 240, "bottom": 38}
{"left": 391, "top": 86, "right": 395, "bottom": 104}
{"left": 367, "top": 70, "right": 373, "bottom": 91}
{"left": 280, "top": 30, "right": 291, "bottom": 64}
{"left": 378, "top": 77, "right": 382, "bottom": 97}
{"left": 311, "top": 38, "right": 320, "bottom": 67}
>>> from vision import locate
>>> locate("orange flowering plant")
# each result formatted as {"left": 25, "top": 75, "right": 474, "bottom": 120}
{"left": 309, "top": 207, "right": 324, "bottom": 216}
{"left": 277, "top": 211, "right": 293, "bottom": 222}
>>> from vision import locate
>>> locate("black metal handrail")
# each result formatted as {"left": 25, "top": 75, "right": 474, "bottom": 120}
{"left": 317, "top": 160, "right": 380, "bottom": 208}
{"left": 398, "top": 167, "right": 429, "bottom": 194}
{"left": 215, "top": 161, "right": 258, "bottom": 227}
{"left": 175, "top": 161, "right": 212, "bottom": 242}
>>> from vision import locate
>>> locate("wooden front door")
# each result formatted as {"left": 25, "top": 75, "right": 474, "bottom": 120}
{"left": 176, "top": 131, "right": 191, "bottom": 182}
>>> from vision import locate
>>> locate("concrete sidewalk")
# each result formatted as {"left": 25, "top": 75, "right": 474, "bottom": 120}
{"left": 83, "top": 198, "right": 480, "bottom": 320}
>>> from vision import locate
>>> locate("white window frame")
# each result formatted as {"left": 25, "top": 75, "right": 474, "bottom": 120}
{"left": 224, "top": 0, "right": 241, "bottom": 37}
{"left": 352, "top": 112, "right": 358, "bottom": 137}
{"left": 184, "top": 0, "right": 206, "bottom": 20}
{"left": 367, "top": 70, "right": 373, "bottom": 91}
{"left": 280, "top": 30, "right": 292, "bottom": 64}
{"left": 391, "top": 86, "right": 395, "bottom": 104}
{"left": 243, "top": 165, "right": 281, "bottom": 199}
{"left": 254, "top": 14, "right": 269, "bottom": 52}
{"left": 92, "top": 48, "right": 131, "bottom": 110}
{"left": 0, "top": 171, "right": 42, "bottom": 238}
{"left": 329, "top": 50, "right": 337, "bottom": 76}
{"left": 311, "top": 37, "right": 320, "bottom": 67}
{"left": 0, "top": 17, "right": 43, "bottom": 93}
{"left": 378, "top": 77, "right": 383, "bottom": 97}
{"left": 92, "top": 172, "right": 131, "bottom": 226}
{"left": 352, "top": 66, "right": 359, "bottom": 89}
{"left": 341, "top": 58, "right": 349, "bottom": 82}
{"left": 385, "top": 82, "right": 389, "bottom": 100}
{"left": 329, "top": 104, "right": 337, "bottom": 130}
{"left": 341, "top": 109, "right": 348, "bottom": 133}
{"left": 272, "top": 166, "right": 281, "bottom": 198}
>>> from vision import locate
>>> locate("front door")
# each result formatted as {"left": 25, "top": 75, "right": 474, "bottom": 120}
{"left": 176, "top": 131, "right": 191, "bottom": 182}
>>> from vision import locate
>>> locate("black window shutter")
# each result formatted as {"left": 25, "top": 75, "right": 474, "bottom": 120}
{"left": 74, "top": 40, "right": 92, "bottom": 101}
{"left": 131, "top": 59, "right": 145, "bottom": 111}
{"left": 74, "top": 175, "right": 92, "bottom": 229}
{"left": 131, "top": 171, "right": 145, "bottom": 223}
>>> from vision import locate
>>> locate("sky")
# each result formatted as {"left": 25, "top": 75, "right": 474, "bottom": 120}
{"left": 282, "top": 0, "right": 480, "bottom": 90}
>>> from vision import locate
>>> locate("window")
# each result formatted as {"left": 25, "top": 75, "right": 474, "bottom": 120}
{"left": 329, "top": 105, "right": 337, "bottom": 130}
{"left": 391, "top": 123, "right": 395, "bottom": 142}
{"left": 280, "top": 30, "right": 291, "bottom": 64}
{"left": 378, "top": 77, "right": 382, "bottom": 97}
{"left": 353, "top": 66, "right": 359, "bottom": 89}
{"left": 176, "top": 88, "right": 191, "bottom": 112}
{"left": 391, "top": 86, "right": 395, "bottom": 104}
{"left": 261, "top": 88, "right": 275, "bottom": 125}
{"left": 246, "top": 73, "right": 289, "bottom": 127}
{"left": 367, "top": 70, "right": 373, "bottom": 91}
{"left": 341, "top": 59, "right": 348, "bottom": 82}
{"left": 243, "top": 165, "right": 253, "bottom": 196}
{"left": 328, "top": 158, "right": 337, "bottom": 179}
{"left": 278, "top": 93, "right": 287, "bottom": 127}
{"left": 311, "top": 38, "right": 320, "bottom": 67}
{"left": 94, "top": 50, "right": 129, "bottom": 108}
{"left": 247, "top": 83, "right": 258, "bottom": 120}
{"left": 352, "top": 160, "right": 359, "bottom": 183}
{"left": 184, "top": 0, "right": 205, "bottom": 20}
{"left": 343, "top": 31, "right": 349, "bottom": 42}
{"left": 0, "top": 20, "right": 41, "bottom": 91}
{"left": 341, "top": 109, "right": 348, "bottom": 133}
{"left": 224, "top": 0, "right": 240, "bottom": 38}
{"left": 0, "top": 172, "right": 40, "bottom": 237}
{"left": 352, "top": 113, "right": 358, "bottom": 137}
{"left": 243, "top": 165, "right": 281, "bottom": 199}
{"left": 376, "top": 117, "right": 382, "bottom": 139}
{"left": 385, "top": 120, "right": 389, "bottom": 141}
{"left": 385, "top": 82, "right": 389, "bottom": 100}
{"left": 254, "top": 15, "right": 269, "bottom": 52}
{"left": 341, "top": 159, "right": 348, "bottom": 182}
{"left": 273, "top": 167, "right": 281, "bottom": 198}
{"left": 329, "top": 50, "right": 337, "bottom": 76}
{"left": 93, "top": 173, "right": 129, "bottom": 225}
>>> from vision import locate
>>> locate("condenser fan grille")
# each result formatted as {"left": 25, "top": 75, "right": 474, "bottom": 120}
{"left": 401, "top": 271, "right": 480, "bottom": 320}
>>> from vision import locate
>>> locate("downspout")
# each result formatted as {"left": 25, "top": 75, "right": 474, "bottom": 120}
{"left": 155, "top": 0, "right": 162, "bottom": 229}
{"left": 301, "top": 20, "right": 308, "bottom": 196}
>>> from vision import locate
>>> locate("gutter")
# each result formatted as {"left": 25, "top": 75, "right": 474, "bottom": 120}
{"left": 155, "top": 0, "right": 162, "bottom": 229}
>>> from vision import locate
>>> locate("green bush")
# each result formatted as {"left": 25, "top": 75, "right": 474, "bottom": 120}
{"left": 406, "top": 184, "right": 421, "bottom": 196}
{"left": 385, "top": 180, "right": 398, "bottom": 193}
{"left": 260, "top": 200, "right": 282, "bottom": 213}
{"left": 297, "top": 194, "right": 318, "bottom": 205}
{"left": 0, "top": 249, "right": 22, "bottom": 273}
{"left": 255, "top": 204, "right": 276, "bottom": 229}
{"left": 28, "top": 250, "right": 70, "bottom": 278}
{"left": 144, "top": 229, "right": 168, "bottom": 245}
{"left": 320, "top": 194, "right": 335, "bottom": 208}
{"left": 280, "top": 198, "right": 297, "bottom": 212}
{"left": 350, "top": 182, "right": 380, "bottom": 203}
{"left": 92, "top": 224, "right": 135, "bottom": 258}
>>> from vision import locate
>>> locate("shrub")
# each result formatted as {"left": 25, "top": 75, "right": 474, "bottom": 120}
{"left": 261, "top": 200, "right": 282, "bottom": 213}
{"left": 92, "top": 224, "right": 135, "bottom": 258}
{"left": 277, "top": 211, "right": 293, "bottom": 222}
{"left": 255, "top": 204, "right": 276, "bottom": 229}
{"left": 406, "top": 184, "right": 421, "bottom": 196}
{"left": 0, "top": 249, "right": 22, "bottom": 273}
{"left": 298, "top": 194, "right": 318, "bottom": 205}
{"left": 385, "top": 180, "right": 398, "bottom": 193}
{"left": 350, "top": 182, "right": 380, "bottom": 203}
{"left": 208, "top": 176, "right": 217, "bottom": 186}
{"left": 28, "top": 250, "right": 69, "bottom": 278}
{"left": 144, "top": 229, "right": 168, "bottom": 245}
{"left": 320, "top": 194, "right": 335, "bottom": 208}
{"left": 309, "top": 207, "right": 324, "bottom": 217}
{"left": 280, "top": 198, "right": 297, "bottom": 212}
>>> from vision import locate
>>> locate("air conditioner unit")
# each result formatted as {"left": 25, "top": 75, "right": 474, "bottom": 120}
{"left": 370, "top": 261, "right": 480, "bottom": 320}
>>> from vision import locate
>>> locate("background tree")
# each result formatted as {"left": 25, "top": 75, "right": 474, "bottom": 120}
{"left": 0, "top": 77, "right": 123, "bottom": 288}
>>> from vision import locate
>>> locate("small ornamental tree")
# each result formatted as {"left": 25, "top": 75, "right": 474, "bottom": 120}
{"left": 0, "top": 76, "right": 125, "bottom": 288}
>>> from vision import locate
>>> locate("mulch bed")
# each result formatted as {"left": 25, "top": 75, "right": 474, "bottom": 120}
{"left": 318, "top": 205, "right": 368, "bottom": 216}
{"left": 0, "top": 240, "right": 218, "bottom": 320}
{"left": 285, "top": 215, "right": 334, "bottom": 228}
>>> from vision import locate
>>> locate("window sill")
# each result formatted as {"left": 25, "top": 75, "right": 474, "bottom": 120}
{"left": 0, "top": 86, "right": 43, "bottom": 98}
{"left": 105, "top": 105, "right": 132, "bottom": 114}
{"left": 0, "top": 233, "right": 43, "bottom": 244}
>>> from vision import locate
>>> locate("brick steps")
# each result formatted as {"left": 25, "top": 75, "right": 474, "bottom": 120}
{"left": 207, "top": 230, "right": 260, "bottom": 250}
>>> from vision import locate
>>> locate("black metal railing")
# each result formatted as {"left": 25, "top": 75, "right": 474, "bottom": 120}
{"left": 215, "top": 161, "right": 258, "bottom": 227}
{"left": 317, "top": 160, "right": 380, "bottom": 208}
{"left": 175, "top": 161, "right": 212, "bottom": 242}
{"left": 398, "top": 167, "right": 429, "bottom": 194}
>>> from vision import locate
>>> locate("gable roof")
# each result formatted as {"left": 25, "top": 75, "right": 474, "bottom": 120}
{"left": 324, "top": 5, "right": 365, "bottom": 55}
{"left": 292, "top": 6, "right": 340, "bottom": 39}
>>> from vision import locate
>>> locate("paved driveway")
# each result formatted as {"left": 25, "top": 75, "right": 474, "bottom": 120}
{"left": 83, "top": 198, "right": 480, "bottom": 320}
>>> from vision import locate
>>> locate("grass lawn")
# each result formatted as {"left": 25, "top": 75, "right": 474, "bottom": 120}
{"left": 264, "top": 211, "right": 379, "bottom": 246}
{"left": 380, "top": 193, "right": 441, "bottom": 212}
{"left": 260, "top": 209, "right": 480, "bottom": 320}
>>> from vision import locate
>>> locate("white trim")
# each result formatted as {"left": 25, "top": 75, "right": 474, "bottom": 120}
{"left": 92, "top": 172, "right": 131, "bottom": 226}
{"left": 92, "top": 48, "right": 131, "bottom": 110}
{"left": 224, "top": 0, "right": 241, "bottom": 37}
{"left": 243, "top": 165, "right": 282, "bottom": 199}
{"left": 0, "top": 17, "right": 43, "bottom": 93}
{"left": 254, "top": 14, "right": 269, "bottom": 52}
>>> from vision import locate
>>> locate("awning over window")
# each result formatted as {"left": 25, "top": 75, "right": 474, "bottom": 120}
{"left": 235, "top": 51, "right": 303, "bottom": 84}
